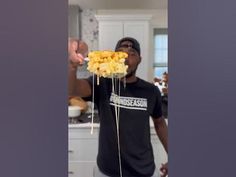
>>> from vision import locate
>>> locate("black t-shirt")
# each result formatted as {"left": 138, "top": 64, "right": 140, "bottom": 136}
{"left": 87, "top": 76, "right": 162, "bottom": 177}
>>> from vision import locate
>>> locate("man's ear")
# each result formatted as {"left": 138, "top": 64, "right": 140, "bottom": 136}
{"left": 138, "top": 56, "right": 142, "bottom": 64}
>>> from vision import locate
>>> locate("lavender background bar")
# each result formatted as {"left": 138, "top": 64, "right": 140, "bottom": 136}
{"left": 0, "top": 0, "right": 68, "bottom": 177}
{"left": 1, "top": 0, "right": 236, "bottom": 177}
{"left": 169, "top": 0, "right": 236, "bottom": 176}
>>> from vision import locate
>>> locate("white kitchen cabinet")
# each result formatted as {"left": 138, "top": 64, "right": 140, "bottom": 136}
{"left": 95, "top": 15, "right": 152, "bottom": 81}
{"left": 68, "top": 125, "right": 99, "bottom": 177}
{"left": 68, "top": 139, "right": 98, "bottom": 161}
{"left": 96, "top": 21, "right": 123, "bottom": 51}
{"left": 69, "top": 162, "right": 96, "bottom": 177}
{"left": 68, "top": 5, "right": 80, "bottom": 38}
{"left": 68, "top": 122, "right": 167, "bottom": 177}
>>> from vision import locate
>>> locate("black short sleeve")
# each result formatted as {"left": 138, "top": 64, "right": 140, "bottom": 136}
{"left": 150, "top": 87, "right": 163, "bottom": 119}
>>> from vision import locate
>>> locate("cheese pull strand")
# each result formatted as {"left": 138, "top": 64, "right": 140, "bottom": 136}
{"left": 113, "top": 77, "right": 123, "bottom": 177}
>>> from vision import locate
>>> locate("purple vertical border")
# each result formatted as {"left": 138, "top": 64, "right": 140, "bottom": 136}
{"left": 169, "top": 0, "right": 236, "bottom": 177}
{"left": 0, "top": 1, "right": 68, "bottom": 177}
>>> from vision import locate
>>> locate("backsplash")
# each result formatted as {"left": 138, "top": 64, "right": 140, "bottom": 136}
{"left": 81, "top": 9, "right": 98, "bottom": 51}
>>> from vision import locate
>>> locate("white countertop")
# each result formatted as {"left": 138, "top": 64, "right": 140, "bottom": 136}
{"left": 69, "top": 122, "right": 100, "bottom": 128}
{"left": 68, "top": 118, "right": 168, "bottom": 128}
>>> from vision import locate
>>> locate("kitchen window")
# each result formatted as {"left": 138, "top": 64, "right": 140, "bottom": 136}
{"left": 153, "top": 29, "right": 168, "bottom": 78}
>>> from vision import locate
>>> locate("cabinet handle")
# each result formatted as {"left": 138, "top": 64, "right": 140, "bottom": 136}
{"left": 68, "top": 150, "right": 74, "bottom": 153}
{"left": 68, "top": 171, "right": 74, "bottom": 175}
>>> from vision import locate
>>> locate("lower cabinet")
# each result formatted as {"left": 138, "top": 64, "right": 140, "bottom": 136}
{"left": 68, "top": 139, "right": 98, "bottom": 161}
{"left": 68, "top": 124, "right": 167, "bottom": 177}
{"left": 68, "top": 126, "right": 99, "bottom": 177}
{"left": 69, "top": 162, "right": 96, "bottom": 177}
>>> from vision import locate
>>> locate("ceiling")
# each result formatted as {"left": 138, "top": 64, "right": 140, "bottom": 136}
{"left": 68, "top": 0, "right": 167, "bottom": 10}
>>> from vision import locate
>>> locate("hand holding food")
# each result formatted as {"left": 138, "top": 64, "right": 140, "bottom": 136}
{"left": 68, "top": 39, "right": 87, "bottom": 67}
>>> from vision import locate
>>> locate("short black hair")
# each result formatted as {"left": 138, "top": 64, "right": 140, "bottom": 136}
{"left": 115, "top": 37, "right": 141, "bottom": 55}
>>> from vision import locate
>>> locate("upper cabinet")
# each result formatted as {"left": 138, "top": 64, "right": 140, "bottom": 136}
{"left": 68, "top": 5, "right": 81, "bottom": 38}
{"left": 95, "top": 15, "right": 152, "bottom": 81}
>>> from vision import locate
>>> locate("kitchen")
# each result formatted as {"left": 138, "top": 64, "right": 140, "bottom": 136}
{"left": 68, "top": 0, "right": 168, "bottom": 176}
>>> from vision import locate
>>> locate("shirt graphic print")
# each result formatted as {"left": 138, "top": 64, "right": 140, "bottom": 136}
{"left": 109, "top": 93, "right": 147, "bottom": 111}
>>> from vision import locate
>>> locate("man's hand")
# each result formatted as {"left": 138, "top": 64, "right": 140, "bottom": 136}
{"left": 160, "top": 162, "right": 168, "bottom": 177}
{"left": 68, "top": 39, "right": 84, "bottom": 67}
{"left": 70, "top": 52, "right": 84, "bottom": 65}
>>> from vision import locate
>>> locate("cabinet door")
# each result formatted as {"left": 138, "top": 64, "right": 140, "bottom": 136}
{"left": 68, "top": 5, "right": 80, "bottom": 38}
{"left": 124, "top": 21, "right": 150, "bottom": 80}
{"left": 69, "top": 139, "right": 98, "bottom": 161}
{"left": 69, "top": 162, "right": 96, "bottom": 177}
{"left": 98, "top": 21, "right": 123, "bottom": 51}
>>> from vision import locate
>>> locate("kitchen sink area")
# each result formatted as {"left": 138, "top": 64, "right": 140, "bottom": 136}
{"left": 69, "top": 111, "right": 100, "bottom": 125}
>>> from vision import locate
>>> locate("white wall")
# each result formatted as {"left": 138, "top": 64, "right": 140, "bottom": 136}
{"left": 69, "top": 0, "right": 167, "bottom": 10}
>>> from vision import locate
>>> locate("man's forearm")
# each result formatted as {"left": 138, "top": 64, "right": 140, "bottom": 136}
{"left": 68, "top": 63, "right": 92, "bottom": 98}
{"left": 68, "top": 63, "right": 78, "bottom": 97}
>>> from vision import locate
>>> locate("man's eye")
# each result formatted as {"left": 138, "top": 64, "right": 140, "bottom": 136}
{"left": 128, "top": 51, "right": 137, "bottom": 56}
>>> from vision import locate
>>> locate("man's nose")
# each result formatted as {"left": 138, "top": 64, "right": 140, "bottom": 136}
{"left": 125, "top": 58, "right": 130, "bottom": 65}
{"left": 122, "top": 47, "right": 133, "bottom": 54}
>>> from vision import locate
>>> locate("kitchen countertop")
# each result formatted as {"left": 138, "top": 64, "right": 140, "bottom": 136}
{"left": 69, "top": 122, "right": 100, "bottom": 128}
{"left": 68, "top": 118, "right": 168, "bottom": 128}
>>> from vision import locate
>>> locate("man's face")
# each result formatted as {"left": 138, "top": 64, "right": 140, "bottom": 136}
{"left": 116, "top": 41, "right": 141, "bottom": 78}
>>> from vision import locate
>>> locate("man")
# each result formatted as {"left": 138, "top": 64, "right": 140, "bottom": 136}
{"left": 68, "top": 37, "right": 168, "bottom": 177}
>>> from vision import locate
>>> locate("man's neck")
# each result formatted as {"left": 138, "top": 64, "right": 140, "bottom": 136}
{"left": 121, "top": 75, "right": 138, "bottom": 83}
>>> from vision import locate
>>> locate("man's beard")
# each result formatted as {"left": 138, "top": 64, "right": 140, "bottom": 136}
{"left": 125, "top": 67, "right": 137, "bottom": 79}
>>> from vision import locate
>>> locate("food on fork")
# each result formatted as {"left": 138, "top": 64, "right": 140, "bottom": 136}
{"left": 87, "top": 50, "right": 128, "bottom": 79}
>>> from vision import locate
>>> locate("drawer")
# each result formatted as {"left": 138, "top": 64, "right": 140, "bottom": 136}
{"left": 69, "top": 139, "right": 98, "bottom": 161}
{"left": 69, "top": 162, "right": 96, "bottom": 177}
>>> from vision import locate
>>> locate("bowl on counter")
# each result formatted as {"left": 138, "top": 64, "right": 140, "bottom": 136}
{"left": 68, "top": 106, "right": 81, "bottom": 118}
